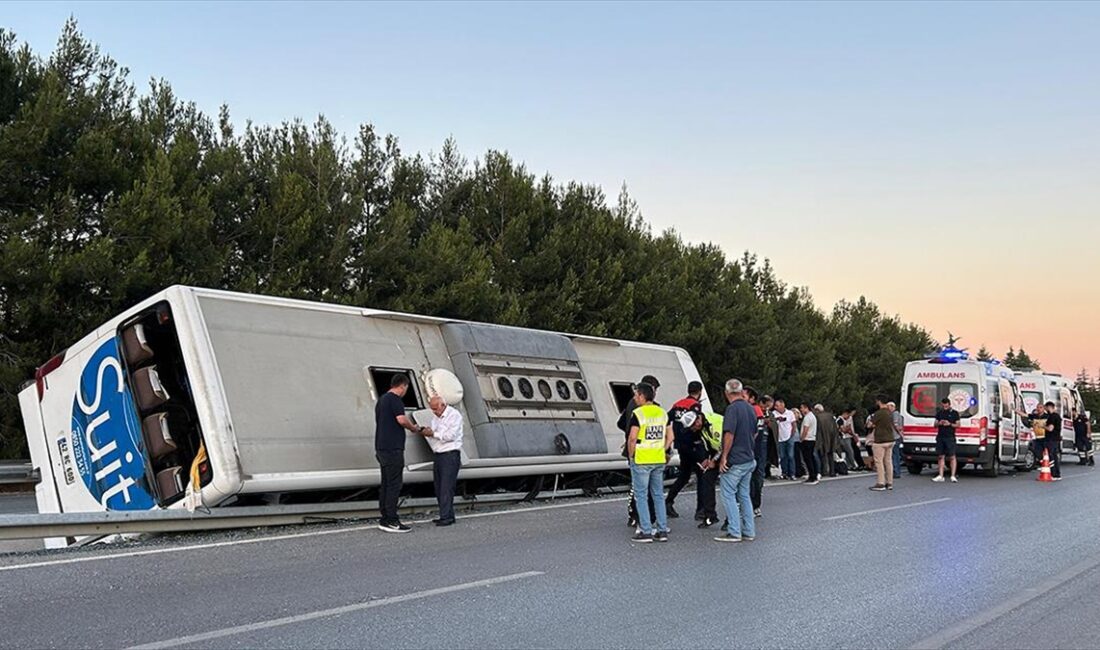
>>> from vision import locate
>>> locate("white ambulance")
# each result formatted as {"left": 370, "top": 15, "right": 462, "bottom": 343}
{"left": 900, "top": 349, "right": 1027, "bottom": 476}
{"left": 1015, "top": 371, "right": 1087, "bottom": 455}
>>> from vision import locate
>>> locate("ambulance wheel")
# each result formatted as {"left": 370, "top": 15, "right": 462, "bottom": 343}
{"left": 907, "top": 463, "right": 922, "bottom": 476}
{"left": 983, "top": 455, "right": 999, "bottom": 478}
{"left": 1022, "top": 448, "right": 1036, "bottom": 472}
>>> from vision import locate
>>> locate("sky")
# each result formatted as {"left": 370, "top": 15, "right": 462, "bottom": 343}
{"left": 4, "top": 1, "right": 1099, "bottom": 377}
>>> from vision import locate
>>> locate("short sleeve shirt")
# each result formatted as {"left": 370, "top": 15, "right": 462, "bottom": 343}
{"left": 801, "top": 412, "right": 818, "bottom": 441}
{"left": 935, "top": 408, "right": 959, "bottom": 439}
{"left": 374, "top": 391, "right": 408, "bottom": 451}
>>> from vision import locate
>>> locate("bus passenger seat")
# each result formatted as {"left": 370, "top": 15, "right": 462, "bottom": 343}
{"left": 133, "top": 366, "right": 170, "bottom": 411}
{"left": 142, "top": 413, "right": 178, "bottom": 462}
{"left": 156, "top": 466, "right": 185, "bottom": 501}
{"left": 121, "top": 324, "right": 154, "bottom": 366}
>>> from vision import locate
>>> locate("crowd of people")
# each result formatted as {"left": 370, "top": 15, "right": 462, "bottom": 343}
{"left": 367, "top": 371, "right": 1094, "bottom": 538}
{"left": 621, "top": 376, "right": 1095, "bottom": 543}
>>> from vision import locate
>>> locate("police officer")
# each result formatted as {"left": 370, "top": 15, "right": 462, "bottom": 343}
{"left": 627, "top": 382, "right": 674, "bottom": 542}
{"left": 618, "top": 375, "right": 661, "bottom": 529}
{"left": 666, "top": 381, "right": 704, "bottom": 519}
{"left": 680, "top": 409, "right": 723, "bottom": 528}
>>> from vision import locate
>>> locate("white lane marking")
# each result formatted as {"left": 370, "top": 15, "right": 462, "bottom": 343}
{"left": 127, "top": 571, "right": 544, "bottom": 649}
{"left": 0, "top": 497, "right": 630, "bottom": 573}
{"left": 822, "top": 498, "right": 952, "bottom": 521}
{"left": 908, "top": 554, "right": 1100, "bottom": 649}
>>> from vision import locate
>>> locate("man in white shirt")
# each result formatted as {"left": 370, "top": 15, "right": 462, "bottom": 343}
{"left": 420, "top": 395, "right": 464, "bottom": 526}
{"left": 772, "top": 398, "right": 798, "bottom": 480}
{"left": 799, "top": 402, "right": 820, "bottom": 484}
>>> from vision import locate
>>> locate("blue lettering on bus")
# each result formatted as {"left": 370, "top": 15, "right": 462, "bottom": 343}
{"left": 69, "top": 339, "right": 155, "bottom": 510}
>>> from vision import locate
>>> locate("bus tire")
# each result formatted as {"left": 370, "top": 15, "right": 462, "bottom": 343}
{"left": 907, "top": 462, "right": 922, "bottom": 476}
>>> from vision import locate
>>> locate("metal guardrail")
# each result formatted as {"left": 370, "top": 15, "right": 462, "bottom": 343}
{"left": 0, "top": 461, "right": 37, "bottom": 486}
{"left": 0, "top": 486, "right": 618, "bottom": 542}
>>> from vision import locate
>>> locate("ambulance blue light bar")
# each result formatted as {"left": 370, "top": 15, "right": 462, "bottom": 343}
{"left": 927, "top": 344, "right": 969, "bottom": 364}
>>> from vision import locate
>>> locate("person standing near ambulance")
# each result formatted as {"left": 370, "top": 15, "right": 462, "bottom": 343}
{"left": 627, "top": 382, "right": 674, "bottom": 542}
{"left": 1073, "top": 410, "right": 1094, "bottom": 466}
{"left": 1043, "top": 401, "right": 1063, "bottom": 480}
{"left": 932, "top": 398, "right": 959, "bottom": 483}
{"left": 869, "top": 395, "right": 896, "bottom": 491}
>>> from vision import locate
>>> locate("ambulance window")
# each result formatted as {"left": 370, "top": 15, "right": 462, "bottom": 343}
{"left": 369, "top": 368, "right": 423, "bottom": 409}
{"left": 1021, "top": 392, "right": 1043, "bottom": 414}
{"left": 610, "top": 382, "right": 636, "bottom": 412}
{"left": 948, "top": 384, "right": 978, "bottom": 418}
{"left": 907, "top": 384, "right": 938, "bottom": 417}
{"left": 998, "top": 381, "right": 1015, "bottom": 419}
{"left": 1060, "top": 389, "right": 1073, "bottom": 418}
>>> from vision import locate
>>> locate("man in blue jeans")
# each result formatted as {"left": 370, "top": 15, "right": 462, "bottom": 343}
{"left": 716, "top": 378, "right": 758, "bottom": 543}
{"left": 626, "top": 382, "right": 675, "bottom": 543}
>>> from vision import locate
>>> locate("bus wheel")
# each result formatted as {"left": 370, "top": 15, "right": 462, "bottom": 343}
{"left": 983, "top": 455, "right": 1000, "bottom": 478}
{"left": 906, "top": 462, "right": 922, "bottom": 476}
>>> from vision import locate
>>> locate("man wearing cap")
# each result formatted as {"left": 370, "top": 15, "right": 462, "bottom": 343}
{"left": 618, "top": 375, "right": 661, "bottom": 529}
{"left": 666, "top": 381, "right": 705, "bottom": 519}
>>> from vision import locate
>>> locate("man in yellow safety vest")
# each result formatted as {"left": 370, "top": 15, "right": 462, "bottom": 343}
{"left": 627, "top": 382, "right": 675, "bottom": 543}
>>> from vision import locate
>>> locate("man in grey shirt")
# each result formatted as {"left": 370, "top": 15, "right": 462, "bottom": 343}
{"left": 888, "top": 401, "right": 904, "bottom": 479}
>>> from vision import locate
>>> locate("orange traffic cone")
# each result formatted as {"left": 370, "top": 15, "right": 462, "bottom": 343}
{"left": 1037, "top": 449, "right": 1054, "bottom": 482}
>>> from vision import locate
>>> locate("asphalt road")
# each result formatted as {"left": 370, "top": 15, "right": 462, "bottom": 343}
{"left": 3, "top": 463, "right": 1100, "bottom": 649}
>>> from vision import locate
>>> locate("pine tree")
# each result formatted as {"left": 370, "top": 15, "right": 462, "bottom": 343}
{"left": 976, "top": 345, "right": 993, "bottom": 361}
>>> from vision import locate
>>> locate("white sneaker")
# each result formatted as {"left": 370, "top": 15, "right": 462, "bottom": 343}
{"left": 932, "top": 475, "right": 945, "bottom": 482}
{"left": 950, "top": 476, "right": 958, "bottom": 483}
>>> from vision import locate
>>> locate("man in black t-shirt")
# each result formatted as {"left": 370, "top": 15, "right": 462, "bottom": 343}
{"left": 1073, "top": 410, "right": 1094, "bottom": 466}
{"left": 374, "top": 374, "right": 430, "bottom": 533}
{"left": 933, "top": 398, "right": 959, "bottom": 483}
{"left": 1044, "top": 401, "right": 1063, "bottom": 479}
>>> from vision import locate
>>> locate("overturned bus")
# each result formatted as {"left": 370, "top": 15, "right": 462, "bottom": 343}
{"left": 20, "top": 286, "right": 708, "bottom": 545}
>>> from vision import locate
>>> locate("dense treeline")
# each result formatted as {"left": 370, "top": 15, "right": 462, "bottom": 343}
{"left": 0, "top": 22, "right": 937, "bottom": 457}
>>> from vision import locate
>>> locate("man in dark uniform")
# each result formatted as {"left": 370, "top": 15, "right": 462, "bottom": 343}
{"left": 1043, "top": 401, "right": 1063, "bottom": 480}
{"left": 665, "top": 381, "right": 705, "bottom": 519}
{"left": 618, "top": 375, "right": 660, "bottom": 528}
{"left": 1073, "top": 410, "right": 1093, "bottom": 466}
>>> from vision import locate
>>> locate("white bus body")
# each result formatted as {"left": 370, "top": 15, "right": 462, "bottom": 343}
{"left": 20, "top": 286, "right": 708, "bottom": 546}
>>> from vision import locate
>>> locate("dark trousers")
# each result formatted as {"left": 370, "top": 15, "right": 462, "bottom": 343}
{"left": 750, "top": 433, "right": 769, "bottom": 509}
{"left": 628, "top": 489, "right": 657, "bottom": 524}
{"left": 667, "top": 446, "right": 702, "bottom": 513}
{"left": 794, "top": 441, "right": 806, "bottom": 477}
{"left": 1045, "top": 438, "right": 1061, "bottom": 478}
{"left": 433, "top": 450, "right": 461, "bottom": 523}
{"left": 766, "top": 432, "right": 779, "bottom": 477}
{"left": 698, "top": 466, "right": 719, "bottom": 519}
{"left": 376, "top": 449, "right": 405, "bottom": 525}
{"left": 801, "top": 441, "right": 819, "bottom": 482}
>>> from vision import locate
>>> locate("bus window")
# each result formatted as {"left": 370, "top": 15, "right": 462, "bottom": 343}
{"left": 368, "top": 368, "right": 423, "bottom": 410}
{"left": 610, "top": 382, "right": 635, "bottom": 413}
